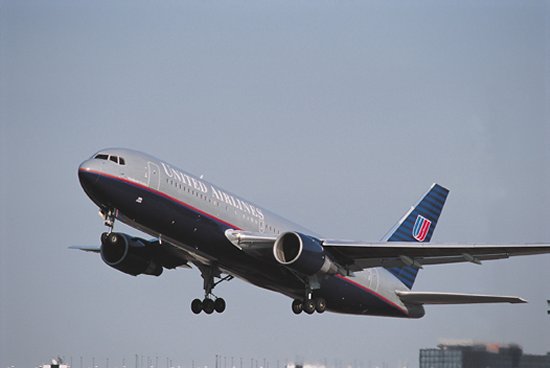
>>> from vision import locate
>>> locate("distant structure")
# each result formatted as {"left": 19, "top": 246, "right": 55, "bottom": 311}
{"left": 419, "top": 340, "right": 550, "bottom": 368}
{"left": 40, "top": 357, "right": 70, "bottom": 368}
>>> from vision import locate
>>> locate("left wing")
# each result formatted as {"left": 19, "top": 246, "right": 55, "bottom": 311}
{"left": 70, "top": 233, "right": 192, "bottom": 273}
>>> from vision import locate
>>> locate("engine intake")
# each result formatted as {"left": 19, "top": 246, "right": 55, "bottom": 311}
{"left": 273, "top": 232, "right": 338, "bottom": 275}
{"left": 100, "top": 232, "right": 163, "bottom": 276}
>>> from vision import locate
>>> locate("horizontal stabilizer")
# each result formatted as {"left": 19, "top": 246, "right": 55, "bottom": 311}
{"left": 395, "top": 290, "right": 526, "bottom": 305}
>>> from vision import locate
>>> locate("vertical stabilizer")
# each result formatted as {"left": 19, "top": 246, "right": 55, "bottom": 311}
{"left": 382, "top": 183, "right": 449, "bottom": 288}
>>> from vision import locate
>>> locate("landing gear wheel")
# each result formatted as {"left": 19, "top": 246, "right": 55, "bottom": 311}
{"left": 214, "top": 298, "right": 226, "bottom": 313}
{"left": 202, "top": 298, "right": 215, "bottom": 314}
{"left": 303, "top": 299, "right": 315, "bottom": 314}
{"left": 191, "top": 299, "right": 203, "bottom": 314}
{"left": 315, "top": 298, "right": 327, "bottom": 313}
{"left": 291, "top": 299, "right": 303, "bottom": 315}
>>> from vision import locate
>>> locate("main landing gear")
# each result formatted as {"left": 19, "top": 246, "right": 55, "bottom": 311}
{"left": 291, "top": 297, "right": 327, "bottom": 315}
{"left": 191, "top": 297, "right": 226, "bottom": 315}
{"left": 191, "top": 265, "right": 233, "bottom": 315}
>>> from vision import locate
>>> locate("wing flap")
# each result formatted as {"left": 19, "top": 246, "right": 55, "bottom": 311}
{"left": 395, "top": 290, "right": 526, "bottom": 305}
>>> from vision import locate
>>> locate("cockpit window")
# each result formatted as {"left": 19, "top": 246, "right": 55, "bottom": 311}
{"left": 94, "top": 153, "right": 126, "bottom": 165}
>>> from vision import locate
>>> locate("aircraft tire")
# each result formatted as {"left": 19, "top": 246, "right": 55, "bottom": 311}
{"left": 214, "top": 298, "right": 226, "bottom": 313}
{"left": 291, "top": 299, "right": 303, "bottom": 314}
{"left": 303, "top": 299, "right": 315, "bottom": 314}
{"left": 315, "top": 298, "right": 327, "bottom": 313}
{"left": 203, "top": 298, "right": 215, "bottom": 314}
{"left": 191, "top": 298, "right": 203, "bottom": 314}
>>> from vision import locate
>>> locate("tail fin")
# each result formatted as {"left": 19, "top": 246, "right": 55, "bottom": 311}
{"left": 382, "top": 183, "right": 449, "bottom": 288}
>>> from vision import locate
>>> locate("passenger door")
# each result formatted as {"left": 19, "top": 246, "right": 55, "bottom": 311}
{"left": 147, "top": 162, "right": 160, "bottom": 190}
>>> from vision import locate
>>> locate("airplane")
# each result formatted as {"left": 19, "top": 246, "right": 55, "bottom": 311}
{"left": 74, "top": 148, "right": 550, "bottom": 318}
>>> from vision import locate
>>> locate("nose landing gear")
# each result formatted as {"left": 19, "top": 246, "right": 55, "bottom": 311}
{"left": 100, "top": 208, "right": 117, "bottom": 233}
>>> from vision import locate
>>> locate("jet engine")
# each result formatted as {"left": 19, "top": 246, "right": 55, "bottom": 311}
{"left": 273, "top": 232, "right": 338, "bottom": 275}
{"left": 100, "top": 232, "right": 163, "bottom": 276}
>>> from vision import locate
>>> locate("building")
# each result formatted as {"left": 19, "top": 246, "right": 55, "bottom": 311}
{"left": 40, "top": 358, "right": 70, "bottom": 368}
{"left": 419, "top": 340, "right": 550, "bottom": 368}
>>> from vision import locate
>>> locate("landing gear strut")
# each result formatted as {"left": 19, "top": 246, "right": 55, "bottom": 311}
{"left": 101, "top": 208, "right": 117, "bottom": 233}
{"left": 191, "top": 265, "right": 232, "bottom": 315}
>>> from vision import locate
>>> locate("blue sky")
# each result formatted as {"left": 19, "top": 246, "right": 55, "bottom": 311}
{"left": 1, "top": 1, "right": 549, "bottom": 367}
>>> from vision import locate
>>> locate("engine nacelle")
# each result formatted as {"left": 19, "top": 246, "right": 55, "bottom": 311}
{"left": 273, "top": 232, "right": 338, "bottom": 275}
{"left": 100, "top": 232, "right": 163, "bottom": 276}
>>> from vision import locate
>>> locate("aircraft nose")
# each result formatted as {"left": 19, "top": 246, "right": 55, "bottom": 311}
{"left": 78, "top": 160, "right": 99, "bottom": 190}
